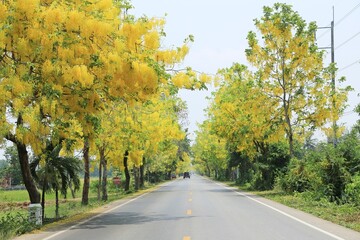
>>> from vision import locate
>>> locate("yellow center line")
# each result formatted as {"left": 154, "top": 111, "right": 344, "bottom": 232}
{"left": 186, "top": 209, "right": 192, "bottom": 215}
{"left": 183, "top": 236, "right": 191, "bottom": 240}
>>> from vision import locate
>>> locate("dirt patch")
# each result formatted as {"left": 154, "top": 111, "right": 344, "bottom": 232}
{"left": 0, "top": 202, "right": 30, "bottom": 211}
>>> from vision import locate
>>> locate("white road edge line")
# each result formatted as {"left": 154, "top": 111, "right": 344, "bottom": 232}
{"left": 42, "top": 180, "right": 176, "bottom": 240}
{"left": 213, "top": 181, "right": 345, "bottom": 240}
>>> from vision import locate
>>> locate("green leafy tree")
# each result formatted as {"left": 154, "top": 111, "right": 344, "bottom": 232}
{"left": 193, "top": 121, "right": 228, "bottom": 179}
{"left": 30, "top": 141, "right": 82, "bottom": 220}
{"left": 0, "top": 146, "right": 22, "bottom": 186}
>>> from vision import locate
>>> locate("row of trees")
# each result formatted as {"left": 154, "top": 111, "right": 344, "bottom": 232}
{"left": 0, "top": 147, "right": 22, "bottom": 187}
{"left": 0, "top": 0, "right": 201, "bottom": 216}
{"left": 193, "top": 3, "right": 359, "bottom": 204}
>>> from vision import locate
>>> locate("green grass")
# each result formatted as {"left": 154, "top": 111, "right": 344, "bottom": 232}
{"left": 0, "top": 180, "right": 163, "bottom": 240}
{"left": 0, "top": 190, "right": 33, "bottom": 202}
{"left": 0, "top": 188, "right": 98, "bottom": 219}
{"left": 255, "top": 190, "right": 360, "bottom": 232}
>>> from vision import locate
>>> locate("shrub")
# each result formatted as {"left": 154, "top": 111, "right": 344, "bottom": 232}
{"left": 250, "top": 142, "right": 290, "bottom": 190}
{"left": 344, "top": 174, "right": 360, "bottom": 205}
{"left": 0, "top": 212, "right": 35, "bottom": 240}
{"left": 275, "top": 158, "right": 313, "bottom": 193}
{"left": 276, "top": 142, "right": 352, "bottom": 203}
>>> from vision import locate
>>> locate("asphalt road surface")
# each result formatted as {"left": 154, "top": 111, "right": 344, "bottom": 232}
{"left": 16, "top": 175, "right": 360, "bottom": 240}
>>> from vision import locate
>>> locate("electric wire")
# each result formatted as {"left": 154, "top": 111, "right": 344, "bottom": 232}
{"left": 342, "top": 110, "right": 356, "bottom": 117}
{"left": 335, "top": 31, "right": 360, "bottom": 50}
{"left": 338, "top": 58, "right": 360, "bottom": 72}
{"left": 317, "top": 2, "right": 360, "bottom": 40}
{"left": 335, "top": 2, "right": 360, "bottom": 26}
{"left": 316, "top": 25, "right": 331, "bottom": 40}
{"left": 331, "top": 3, "right": 360, "bottom": 49}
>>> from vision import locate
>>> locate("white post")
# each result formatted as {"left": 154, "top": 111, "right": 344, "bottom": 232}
{"left": 28, "top": 203, "right": 42, "bottom": 226}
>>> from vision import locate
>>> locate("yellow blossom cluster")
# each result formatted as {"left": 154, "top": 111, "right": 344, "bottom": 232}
{"left": 0, "top": 0, "right": 198, "bottom": 195}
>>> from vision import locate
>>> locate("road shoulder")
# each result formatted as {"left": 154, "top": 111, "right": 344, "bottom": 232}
{"left": 212, "top": 179, "right": 360, "bottom": 240}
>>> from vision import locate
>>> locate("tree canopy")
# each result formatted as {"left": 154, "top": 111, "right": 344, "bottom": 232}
{"left": 0, "top": 0, "right": 209, "bottom": 204}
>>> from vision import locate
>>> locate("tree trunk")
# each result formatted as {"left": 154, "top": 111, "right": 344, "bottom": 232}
{"left": 139, "top": 157, "right": 145, "bottom": 188}
{"left": 285, "top": 111, "right": 294, "bottom": 157}
{"left": 82, "top": 139, "right": 90, "bottom": 205}
{"left": 101, "top": 149, "right": 108, "bottom": 201}
{"left": 134, "top": 167, "right": 139, "bottom": 191}
{"left": 16, "top": 117, "right": 40, "bottom": 203}
{"left": 41, "top": 180, "right": 46, "bottom": 221}
{"left": 69, "top": 181, "right": 76, "bottom": 199}
{"left": 55, "top": 187, "right": 59, "bottom": 219}
{"left": 97, "top": 157, "right": 102, "bottom": 201}
{"left": 6, "top": 115, "right": 40, "bottom": 204}
{"left": 283, "top": 80, "right": 294, "bottom": 157}
{"left": 123, "top": 150, "right": 130, "bottom": 192}
{"left": 206, "top": 163, "right": 211, "bottom": 177}
{"left": 167, "top": 171, "right": 171, "bottom": 180}
{"left": 289, "top": 130, "right": 294, "bottom": 157}
{"left": 17, "top": 141, "right": 41, "bottom": 203}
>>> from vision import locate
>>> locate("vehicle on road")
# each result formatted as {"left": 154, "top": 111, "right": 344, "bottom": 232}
{"left": 183, "top": 172, "right": 190, "bottom": 179}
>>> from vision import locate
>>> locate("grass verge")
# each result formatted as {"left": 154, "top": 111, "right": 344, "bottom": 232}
{"left": 255, "top": 190, "right": 360, "bottom": 232}
{"left": 225, "top": 182, "right": 360, "bottom": 233}
{"left": 0, "top": 181, "right": 165, "bottom": 239}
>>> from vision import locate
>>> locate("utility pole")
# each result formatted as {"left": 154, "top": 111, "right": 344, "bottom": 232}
{"left": 317, "top": 6, "right": 337, "bottom": 146}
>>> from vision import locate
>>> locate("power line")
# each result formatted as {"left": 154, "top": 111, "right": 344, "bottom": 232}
{"left": 342, "top": 110, "right": 356, "bottom": 117}
{"left": 317, "top": 2, "right": 360, "bottom": 40}
{"left": 335, "top": 2, "right": 360, "bottom": 26}
{"left": 335, "top": 31, "right": 360, "bottom": 50}
{"left": 317, "top": 28, "right": 331, "bottom": 41}
{"left": 338, "top": 58, "right": 360, "bottom": 72}
{"left": 343, "top": 110, "right": 355, "bottom": 116}
{"left": 316, "top": 24, "right": 331, "bottom": 40}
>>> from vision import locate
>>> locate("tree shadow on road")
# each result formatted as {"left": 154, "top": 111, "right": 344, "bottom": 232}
{"left": 70, "top": 211, "right": 194, "bottom": 230}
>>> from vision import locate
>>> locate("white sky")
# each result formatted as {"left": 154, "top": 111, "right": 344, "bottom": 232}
{"left": 130, "top": 0, "right": 360, "bottom": 142}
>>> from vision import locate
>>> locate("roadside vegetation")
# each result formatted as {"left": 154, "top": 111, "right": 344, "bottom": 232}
{"left": 254, "top": 190, "right": 360, "bottom": 232}
{"left": 0, "top": 178, "right": 168, "bottom": 239}
{"left": 196, "top": 128, "right": 360, "bottom": 232}
{"left": 192, "top": 3, "right": 360, "bottom": 233}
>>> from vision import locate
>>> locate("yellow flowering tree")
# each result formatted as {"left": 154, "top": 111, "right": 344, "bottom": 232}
{"left": 210, "top": 63, "right": 284, "bottom": 158}
{"left": 192, "top": 121, "right": 228, "bottom": 179}
{"left": 0, "top": 0, "right": 128, "bottom": 204}
{"left": 0, "top": 0, "right": 208, "bottom": 206}
{"left": 121, "top": 94, "right": 186, "bottom": 189}
{"left": 245, "top": 3, "right": 350, "bottom": 156}
{"left": 91, "top": 88, "right": 188, "bottom": 194}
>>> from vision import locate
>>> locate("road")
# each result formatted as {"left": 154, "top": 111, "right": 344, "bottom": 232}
{"left": 16, "top": 175, "right": 360, "bottom": 240}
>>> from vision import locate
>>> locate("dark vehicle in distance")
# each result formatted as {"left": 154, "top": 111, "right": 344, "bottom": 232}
{"left": 183, "top": 172, "right": 190, "bottom": 179}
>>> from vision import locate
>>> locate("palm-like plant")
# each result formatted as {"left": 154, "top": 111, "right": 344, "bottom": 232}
{"left": 30, "top": 141, "right": 82, "bottom": 220}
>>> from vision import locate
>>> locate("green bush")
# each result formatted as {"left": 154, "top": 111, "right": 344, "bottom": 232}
{"left": 275, "top": 158, "right": 313, "bottom": 193}
{"left": 0, "top": 212, "right": 35, "bottom": 240}
{"left": 249, "top": 142, "right": 290, "bottom": 190}
{"left": 276, "top": 142, "right": 353, "bottom": 203}
{"left": 344, "top": 174, "right": 360, "bottom": 205}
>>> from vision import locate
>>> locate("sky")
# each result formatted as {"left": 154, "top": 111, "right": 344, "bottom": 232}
{"left": 130, "top": 0, "right": 360, "bottom": 142}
